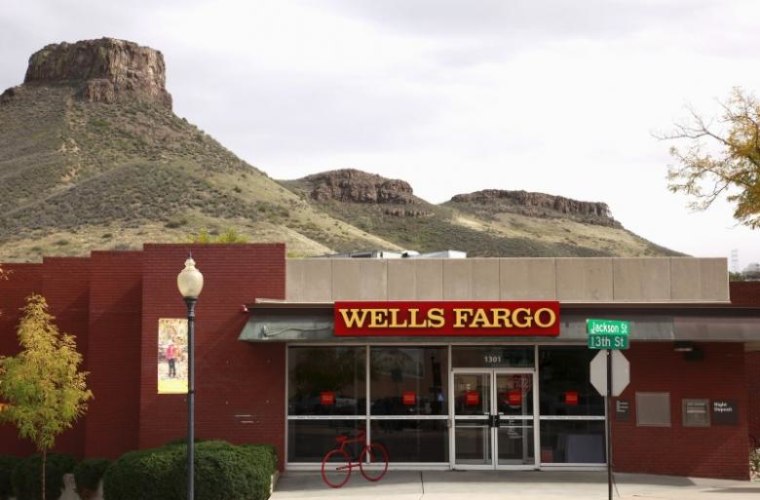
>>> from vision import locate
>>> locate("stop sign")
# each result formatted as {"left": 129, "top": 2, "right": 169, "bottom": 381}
{"left": 590, "top": 350, "right": 630, "bottom": 397}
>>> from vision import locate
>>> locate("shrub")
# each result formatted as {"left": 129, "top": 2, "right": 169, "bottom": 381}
{"left": 104, "top": 441, "right": 277, "bottom": 500}
{"left": 11, "top": 453, "right": 77, "bottom": 500}
{"left": 167, "top": 441, "right": 277, "bottom": 500}
{"left": 103, "top": 446, "right": 182, "bottom": 500}
{"left": 0, "top": 456, "right": 22, "bottom": 500}
{"left": 73, "top": 458, "right": 110, "bottom": 500}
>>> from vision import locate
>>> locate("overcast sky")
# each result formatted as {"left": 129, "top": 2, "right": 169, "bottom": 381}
{"left": 3, "top": 0, "right": 760, "bottom": 268}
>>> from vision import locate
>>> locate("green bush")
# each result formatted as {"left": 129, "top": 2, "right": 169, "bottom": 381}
{"left": 104, "top": 441, "right": 277, "bottom": 500}
{"left": 103, "top": 446, "right": 182, "bottom": 500}
{"left": 11, "top": 453, "right": 77, "bottom": 500}
{"left": 0, "top": 455, "right": 22, "bottom": 500}
{"left": 73, "top": 458, "right": 110, "bottom": 500}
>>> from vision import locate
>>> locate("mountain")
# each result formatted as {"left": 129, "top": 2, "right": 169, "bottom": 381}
{"left": 0, "top": 38, "right": 680, "bottom": 262}
{"left": 281, "top": 169, "right": 679, "bottom": 257}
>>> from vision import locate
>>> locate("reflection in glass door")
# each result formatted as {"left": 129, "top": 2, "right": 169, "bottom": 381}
{"left": 452, "top": 372, "right": 492, "bottom": 466}
{"left": 495, "top": 373, "right": 534, "bottom": 466}
{"left": 452, "top": 370, "right": 536, "bottom": 469}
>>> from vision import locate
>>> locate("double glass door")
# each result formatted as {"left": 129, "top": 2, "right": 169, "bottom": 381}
{"left": 452, "top": 370, "right": 536, "bottom": 468}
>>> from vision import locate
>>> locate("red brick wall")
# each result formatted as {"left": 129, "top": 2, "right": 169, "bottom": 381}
{"left": 138, "top": 244, "right": 287, "bottom": 467}
{"left": 40, "top": 258, "right": 91, "bottom": 458}
{"left": 0, "top": 259, "right": 92, "bottom": 458}
{"left": 729, "top": 282, "right": 760, "bottom": 306}
{"left": 83, "top": 251, "right": 143, "bottom": 459}
{"left": 729, "top": 282, "right": 760, "bottom": 451}
{"left": 0, "top": 263, "right": 43, "bottom": 456}
{"left": 747, "top": 351, "right": 760, "bottom": 448}
{"left": 612, "top": 342, "right": 749, "bottom": 479}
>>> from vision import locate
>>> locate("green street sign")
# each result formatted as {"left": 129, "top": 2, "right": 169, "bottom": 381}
{"left": 586, "top": 318, "right": 630, "bottom": 350}
{"left": 588, "top": 333, "right": 629, "bottom": 349}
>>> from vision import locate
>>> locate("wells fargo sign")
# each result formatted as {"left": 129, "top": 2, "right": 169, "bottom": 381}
{"left": 334, "top": 301, "right": 560, "bottom": 337}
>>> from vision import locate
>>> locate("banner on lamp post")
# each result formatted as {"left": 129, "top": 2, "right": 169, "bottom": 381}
{"left": 157, "top": 318, "right": 188, "bottom": 394}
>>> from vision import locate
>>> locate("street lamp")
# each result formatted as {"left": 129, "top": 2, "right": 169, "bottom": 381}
{"left": 177, "top": 256, "right": 203, "bottom": 500}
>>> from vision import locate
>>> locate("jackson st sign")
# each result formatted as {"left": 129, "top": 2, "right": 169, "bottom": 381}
{"left": 334, "top": 301, "right": 560, "bottom": 337}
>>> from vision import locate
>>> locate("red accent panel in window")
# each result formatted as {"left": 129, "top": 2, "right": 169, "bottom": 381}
{"left": 402, "top": 391, "right": 416, "bottom": 406}
{"left": 320, "top": 391, "right": 335, "bottom": 406}
{"left": 507, "top": 390, "right": 522, "bottom": 406}
{"left": 565, "top": 391, "right": 579, "bottom": 406}
{"left": 465, "top": 390, "right": 480, "bottom": 406}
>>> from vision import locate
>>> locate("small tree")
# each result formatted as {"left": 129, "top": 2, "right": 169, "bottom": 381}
{"left": 0, "top": 294, "right": 93, "bottom": 500}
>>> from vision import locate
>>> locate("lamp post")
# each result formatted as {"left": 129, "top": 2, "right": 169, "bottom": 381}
{"left": 177, "top": 256, "right": 203, "bottom": 500}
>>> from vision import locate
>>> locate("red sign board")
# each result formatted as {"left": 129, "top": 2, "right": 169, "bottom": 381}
{"left": 320, "top": 391, "right": 335, "bottom": 406}
{"left": 465, "top": 390, "right": 480, "bottom": 406}
{"left": 402, "top": 391, "right": 416, "bottom": 406}
{"left": 565, "top": 391, "right": 579, "bottom": 406}
{"left": 507, "top": 390, "right": 522, "bottom": 406}
{"left": 334, "top": 301, "right": 560, "bottom": 337}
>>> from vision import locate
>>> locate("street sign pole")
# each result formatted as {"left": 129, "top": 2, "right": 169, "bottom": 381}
{"left": 606, "top": 349, "right": 612, "bottom": 500}
{"left": 587, "top": 319, "right": 629, "bottom": 500}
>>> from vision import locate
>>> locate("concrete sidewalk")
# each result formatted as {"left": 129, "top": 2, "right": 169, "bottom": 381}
{"left": 271, "top": 470, "right": 760, "bottom": 500}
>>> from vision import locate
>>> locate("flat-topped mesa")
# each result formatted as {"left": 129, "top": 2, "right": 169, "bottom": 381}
{"left": 23, "top": 38, "right": 172, "bottom": 109}
{"left": 450, "top": 189, "right": 622, "bottom": 228}
{"left": 301, "top": 169, "right": 417, "bottom": 204}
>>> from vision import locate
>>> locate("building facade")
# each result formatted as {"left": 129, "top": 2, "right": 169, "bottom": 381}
{"left": 0, "top": 244, "right": 758, "bottom": 480}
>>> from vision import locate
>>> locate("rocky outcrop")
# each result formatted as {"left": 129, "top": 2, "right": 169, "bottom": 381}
{"left": 300, "top": 169, "right": 418, "bottom": 204}
{"left": 19, "top": 38, "right": 171, "bottom": 109}
{"left": 450, "top": 189, "right": 622, "bottom": 228}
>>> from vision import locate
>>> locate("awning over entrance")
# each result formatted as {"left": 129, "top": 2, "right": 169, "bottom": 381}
{"left": 238, "top": 304, "right": 760, "bottom": 343}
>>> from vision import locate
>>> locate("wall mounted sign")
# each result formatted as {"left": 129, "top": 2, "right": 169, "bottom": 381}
{"left": 711, "top": 400, "right": 738, "bottom": 425}
{"left": 334, "top": 301, "right": 560, "bottom": 337}
{"left": 615, "top": 399, "right": 630, "bottom": 421}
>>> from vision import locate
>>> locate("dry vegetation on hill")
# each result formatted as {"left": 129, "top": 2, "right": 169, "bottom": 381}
{"left": 0, "top": 38, "right": 681, "bottom": 262}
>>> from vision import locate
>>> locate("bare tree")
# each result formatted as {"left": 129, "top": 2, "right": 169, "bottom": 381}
{"left": 661, "top": 87, "right": 760, "bottom": 228}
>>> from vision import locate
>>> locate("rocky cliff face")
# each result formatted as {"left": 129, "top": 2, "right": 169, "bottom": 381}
{"left": 450, "top": 189, "right": 622, "bottom": 228}
{"left": 10, "top": 38, "right": 171, "bottom": 109}
{"left": 300, "top": 169, "right": 418, "bottom": 204}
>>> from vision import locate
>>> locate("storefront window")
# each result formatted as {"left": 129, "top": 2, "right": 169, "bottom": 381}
{"left": 370, "top": 420, "right": 449, "bottom": 462}
{"left": 288, "top": 420, "right": 365, "bottom": 462}
{"left": 451, "top": 346, "right": 534, "bottom": 368}
{"left": 288, "top": 346, "right": 366, "bottom": 416}
{"left": 538, "top": 347, "right": 604, "bottom": 416}
{"left": 539, "top": 420, "right": 605, "bottom": 464}
{"left": 370, "top": 347, "right": 448, "bottom": 416}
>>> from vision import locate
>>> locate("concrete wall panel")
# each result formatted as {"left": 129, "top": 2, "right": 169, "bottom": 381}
{"left": 556, "top": 258, "right": 613, "bottom": 301}
{"left": 613, "top": 258, "right": 671, "bottom": 301}
{"left": 499, "top": 258, "right": 557, "bottom": 300}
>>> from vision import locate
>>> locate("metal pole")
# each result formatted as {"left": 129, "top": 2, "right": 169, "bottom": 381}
{"left": 606, "top": 349, "right": 612, "bottom": 500}
{"left": 185, "top": 297, "right": 197, "bottom": 500}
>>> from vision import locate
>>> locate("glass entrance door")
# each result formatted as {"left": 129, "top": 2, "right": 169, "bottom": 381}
{"left": 452, "top": 370, "right": 536, "bottom": 469}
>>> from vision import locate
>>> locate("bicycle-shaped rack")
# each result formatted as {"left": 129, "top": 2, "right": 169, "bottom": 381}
{"left": 320, "top": 431, "right": 389, "bottom": 488}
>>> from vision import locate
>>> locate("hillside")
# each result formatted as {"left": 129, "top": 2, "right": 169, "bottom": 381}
{"left": 0, "top": 38, "right": 680, "bottom": 262}
{"left": 0, "top": 38, "right": 402, "bottom": 261}
{"left": 280, "top": 170, "right": 680, "bottom": 257}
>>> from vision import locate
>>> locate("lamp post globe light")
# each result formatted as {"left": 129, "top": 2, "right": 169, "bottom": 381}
{"left": 177, "top": 256, "right": 203, "bottom": 500}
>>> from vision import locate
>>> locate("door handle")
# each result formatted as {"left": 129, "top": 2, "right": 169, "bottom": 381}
{"left": 488, "top": 415, "right": 501, "bottom": 427}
